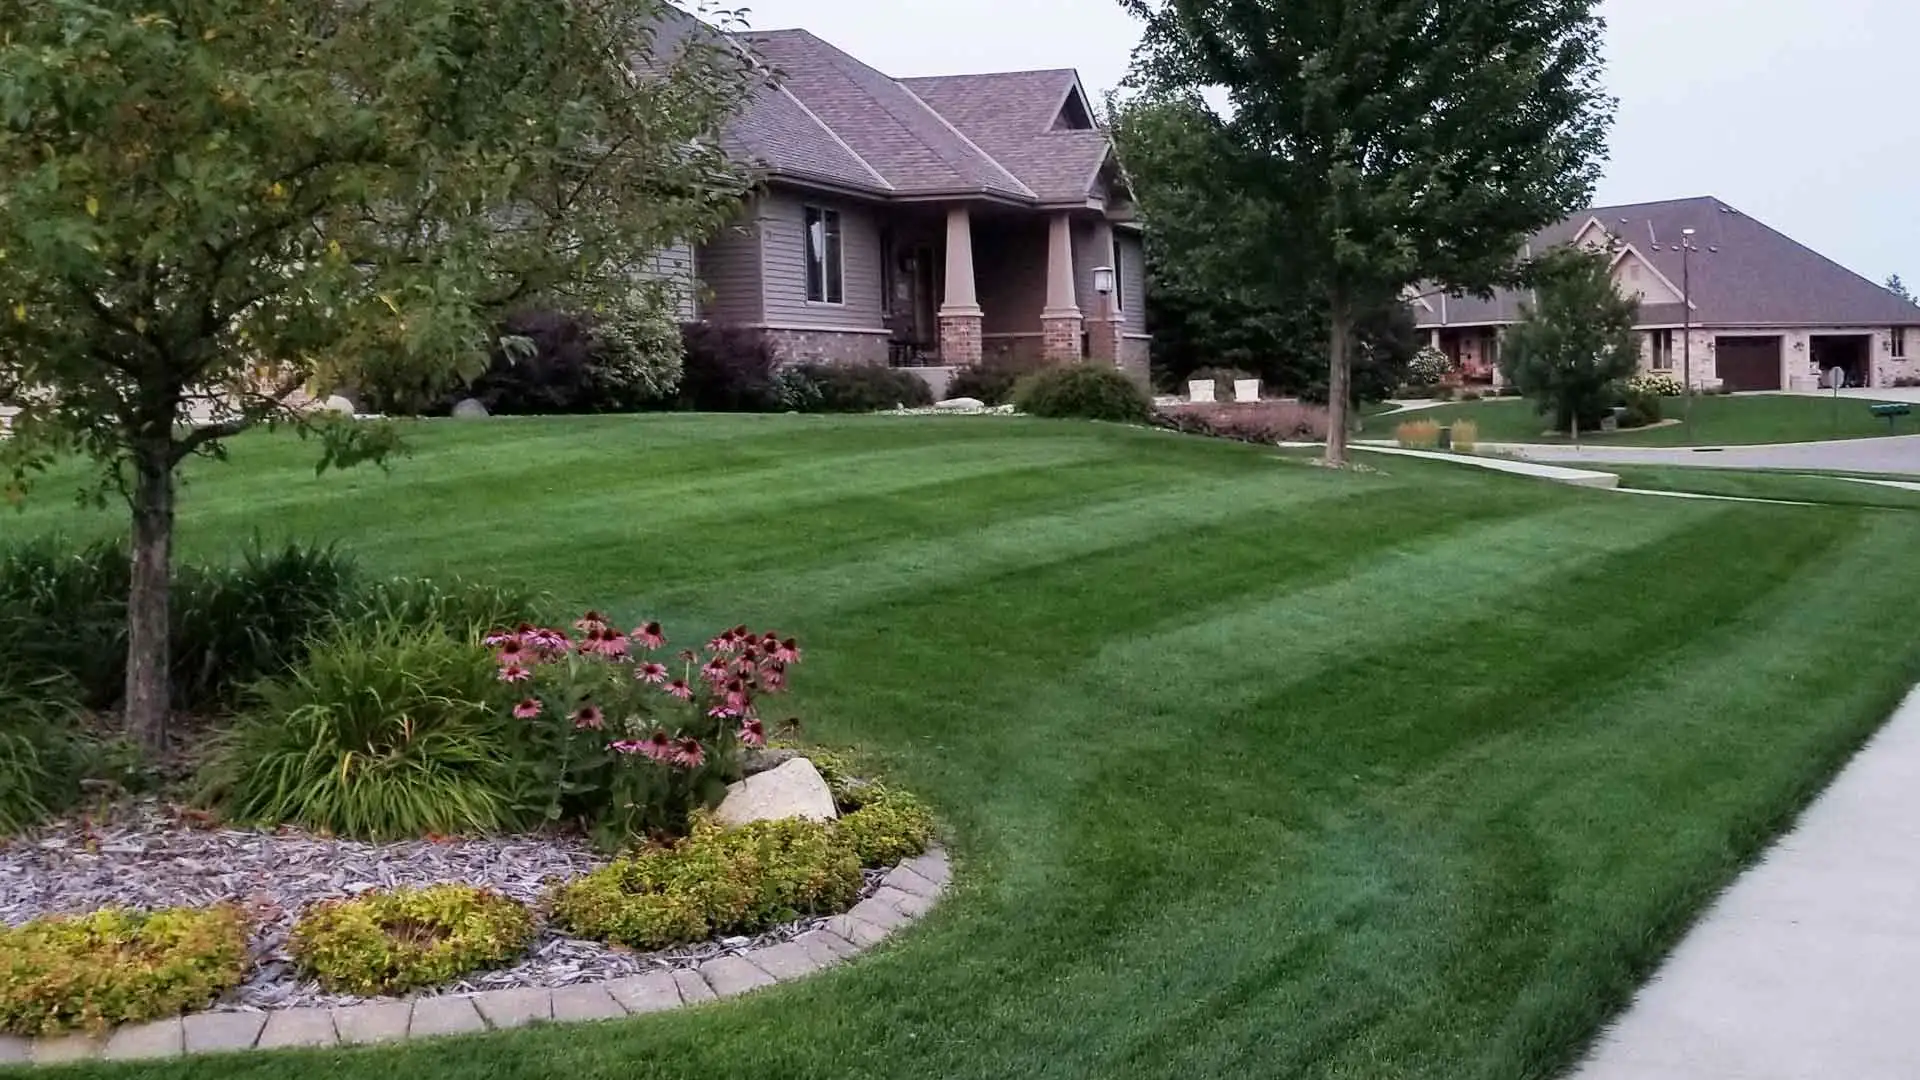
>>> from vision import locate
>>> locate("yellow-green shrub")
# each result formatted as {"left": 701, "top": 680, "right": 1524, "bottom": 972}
{"left": 0, "top": 905, "right": 249, "bottom": 1035}
{"left": 289, "top": 884, "right": 534, "bottom": 995}
{"left": 549, "top": 817, "right": 862, "bottom": 950}
{"left": 1450, "top": 418, "right": 1479, "bottom": 452}
{"left": 834, "top": 785, "right": 937, "bottom": 866}
{"left": 1395, "top": 418, "right": 1442, "bottom": 449}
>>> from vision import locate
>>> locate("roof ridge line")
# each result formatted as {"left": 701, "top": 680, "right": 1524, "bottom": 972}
{"left": 891, "top": 79, "right": 1037, "bottom": 200}
{"left": 774, "top": 83, "right": 895, "bottom": 191}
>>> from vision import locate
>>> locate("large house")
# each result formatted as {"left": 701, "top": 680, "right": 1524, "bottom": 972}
{"left": 660, "top": 28, "right": 1149, "bottom": 390}
{"left": 1411, "top": 197, "right": 1920, "bottom": 391}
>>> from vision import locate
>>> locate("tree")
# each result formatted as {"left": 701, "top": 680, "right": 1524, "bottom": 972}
{"left": 1498, "top": 245, "right": 1640, "bottom": 439}
{"left": 1889, "top": 275, "right": 1916, "bottom": 305}
{"left": 0, "top": 0, "right": 754, "bottom": 750}
{"left": 1120, "top": 0, "right": 1614, "bottom": 463}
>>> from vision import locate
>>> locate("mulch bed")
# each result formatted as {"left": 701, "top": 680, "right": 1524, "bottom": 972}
{"left": 0, "top": 800, "right": 883, "bottom": 1011}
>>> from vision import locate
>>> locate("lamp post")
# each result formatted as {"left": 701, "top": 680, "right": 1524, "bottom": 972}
{"left": 1091, "top": 265, "right": 1115, "bottom": 367}
{"left": 1680, "top": 227, "right": 1697, "bottom": 441}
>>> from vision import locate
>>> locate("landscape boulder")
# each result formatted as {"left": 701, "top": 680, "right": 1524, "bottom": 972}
{"left": 714, "top": 758, "right": 837, "bottom": 827}
{"left": 450, "top": 398, "right": 490, "bottom": 419}
{"left": 934, "top": 397, "right": 985, "bottom": 411}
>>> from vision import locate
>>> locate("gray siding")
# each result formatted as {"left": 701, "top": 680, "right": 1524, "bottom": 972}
{"left": 758, "top": 190, "right": 885, "bottom": 330}
{"left": 695, "top": 202, "right": 765, "bottom": 325}
{"left": 1116, "top": 233, "right": 1147, "bottom": 333}
{"left": 640, "top": 242, "right": 698, "bottom": 321}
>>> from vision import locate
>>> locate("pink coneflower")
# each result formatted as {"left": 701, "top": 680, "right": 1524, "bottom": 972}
{"left": 574, "top": 611, "right": 608, "bottom": 631}
{"left": 483, "top": 628, "right": 521, "bottom": 647}
{"left": 663, "top": 678, "right": 694, "bottom": 700}
{"left": 738, "top": 718, "right": 766, "bottom": 748}
{"left": 708, "top": 701, "right": 738, "bottom": 719}
{"left": 706, "top": 629, "right": 737, "bottom": 653}
{"left": 526, "top": 627, "right": 570, "bottom": 654}
{"left": 642, "top": 728, "right": 675, "bottom": 762}
{"left": 496, "top": 638, "right": 530, "bottom": 666}
{"left": 700, "top": 657, "right": 730, "bottom": 684}
{"left": 771, "top": 638, "right": 801, "bottom": 664}
{"left": 734, "top": 656, "right": 759, "bottom": 677}
{"left": 725, "top": 689, "right": 753, "bottom": 716}
{"left": 608, "top": 739, "right": 644, "bottom": 755}
{"left": 572, "top": 704, "right": 605, "bottom": 730}
{"left": 632, "top": 621, "right": 665, "bottom": 650}
{"left": 636, "top": 662, "right": 668, "bottom": 685}
{"left": 759, "top": 662, "right": 787, "bottom": 692}
{"left": 498, "top": 664, "right": 532, "bottom": 683}
{"left": 677, "top": 648, "right": 698, "bottom": 665}
{"left": 671, "top": 736, "right": 706, "bottom": 769}
{"left": 739, "top": 643, "right": 760, "bottom": 662}
{"left": 594, "top": 629, "right": 629, "bottom": 659}
{"left": 513, "top": 697, "right": 543, "bottom": 719}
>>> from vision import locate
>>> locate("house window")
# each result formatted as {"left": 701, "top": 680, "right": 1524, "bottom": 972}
{"left": 1650, "top": 329, "right": 1674, "bottom": 370}
{"left": 804, "top": 207, "right": 843, "bottom": 304}
{"left": 1893, "top": 327, "right": 1909, "bottom": 360}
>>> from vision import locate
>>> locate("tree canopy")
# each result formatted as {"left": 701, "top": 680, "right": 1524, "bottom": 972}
{"left": 1119, "top": 0, "right": 1614, "bottom": 461}
{"left": 1889, "top": 275, "right": 1916, "bottom": 306}
{"left": 0, "top": 0, "right": 756, "bottom": 747}
{"left": 1499, "top": 244, "right": 1640, "bottom": 436}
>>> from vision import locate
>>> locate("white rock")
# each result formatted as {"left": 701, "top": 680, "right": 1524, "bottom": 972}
{"left": 935, "top": 397, "right": 986, "bottom": 410}
{"left": 451, "top": 398, "right": 490, "bottom": 419}
{"left": 714, "top": 758, "right": 838, "bottom": 827}
{"left": 318, "top": 395, "right": 357, "bottom": 415}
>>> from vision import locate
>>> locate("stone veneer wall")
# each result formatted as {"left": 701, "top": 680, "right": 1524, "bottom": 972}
{"left": 761, "top": 328, "right": 890, "bottom": 367}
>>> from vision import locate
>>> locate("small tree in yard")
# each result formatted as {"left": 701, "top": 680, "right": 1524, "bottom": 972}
{"left": 1500, "top": 246, "right": 1641, "bottom": 440}
{"left": 0, "top": 0, "right": 754, "bottom": 750}
{"left": 1120, "top": 0, "right": 1614, "bottom": 464}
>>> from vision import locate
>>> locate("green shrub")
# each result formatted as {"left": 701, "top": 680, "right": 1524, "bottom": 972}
{"left": 946, "top": 356, "right": 1042, "bottom": 405}
{"left": 1407, "top": 346, "right": 1453, "bottom": 386}
{"left": 0, "top": 538, "right": 357, "bottom": 713}
{"left": 775, "top": 363, "right": 933, "bottom": 412}
{"left": 200, "top": 620, "right": 529, "bottom": 840}
{"left": 0, "top": 905, "right": 250, "bottom": 1035}
{"left": 0, "top": 674, "right": 90, "bottom": 834}
{"left": 1428, "top": 384, "right": 1458, "bottom": 402}
{"left": 1627, "top": 372, "right": 1685, "bottom": 397}
{"left": 289, "top": 885, "right": 534, "bottom": 995}
{"left": 1014, "top": 363, "right": 1151, "bottom": 422}
{"left": 1618, "top": 386, "right": 1664, "bottom": 429}
{"left": 833, "top": 785, "right": 937, "bottom": 866}
{"left": 679, "top": 322, "right": 782, "bottom": 411}
{"left": 549, "top": 817, "right": 862, "bottom": 949}
{"left": 1457, "top": 389, "right": 1483, "bottom": 402}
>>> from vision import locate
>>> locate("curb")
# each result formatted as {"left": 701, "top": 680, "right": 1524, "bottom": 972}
{"left": 0, "top": 848, "right": 951, "bottom": 1065}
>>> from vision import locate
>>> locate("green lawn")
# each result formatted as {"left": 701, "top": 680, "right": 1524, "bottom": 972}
{"left": 1609, "top": 466, "right": 1920, "bottom": 510}
{"left": 15, "top": 414, "right": 1920, "bottom": 1080}
{"left": 1371, "top": 393, "right": 1918, "bottom": 446}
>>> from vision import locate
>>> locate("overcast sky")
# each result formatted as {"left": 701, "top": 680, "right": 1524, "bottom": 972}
{"left": 729, "top": 0, "right": 1917, "bottom": 284}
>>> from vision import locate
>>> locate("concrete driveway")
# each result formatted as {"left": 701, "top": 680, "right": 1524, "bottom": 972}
{"left": 1481, "top": 434, "right": 1920, "bottom": 476}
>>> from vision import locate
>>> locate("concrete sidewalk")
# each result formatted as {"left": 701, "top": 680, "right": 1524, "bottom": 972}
{"left": 1483, "top": 434, "right": 1920, "bottom": 476}
{"left": 1572, "top": 685, "right": 1920, "bottom": 1079}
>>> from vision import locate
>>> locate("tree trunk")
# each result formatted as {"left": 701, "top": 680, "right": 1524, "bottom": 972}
{"left": 125, "top": 440, "right": 175, "bottom": 753}
{"left": 1325, "top": 293, "right": 1353, "bottom": 465}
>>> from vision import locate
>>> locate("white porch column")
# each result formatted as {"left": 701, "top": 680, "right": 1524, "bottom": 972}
{"left": 1042, "top": 213, "right": 1084, "bottom": 363}
{"left": 938, "top": 205, "right": 982, "bottom": 366}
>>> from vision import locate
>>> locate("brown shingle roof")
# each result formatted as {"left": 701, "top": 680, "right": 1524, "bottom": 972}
{"left": 1416, "top": 197, "right": 1920, "bottom": 329}
{"left": 900, "top": 71, "right": 1113, "bottom": 203}
{"left": 743, "top": 30, "right": 1034, "bottom": 200}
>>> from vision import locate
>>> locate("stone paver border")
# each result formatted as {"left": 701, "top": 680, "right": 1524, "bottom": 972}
{"left": 0, "top": 848, "right": 949, "bottom": 1066}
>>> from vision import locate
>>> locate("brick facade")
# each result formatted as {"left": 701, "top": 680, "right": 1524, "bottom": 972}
{"left": 1041, "top": 314, "right": 1084, "bottom": 364}
{"left": 1118, "top": 336, "right": 1151, "bottom": 386}
{"left": 938, "top": 313, "right": 984, "bottom": 368}
{"left": 1086, "top": 317, "right": 1121, "bottom": 367}
{"left": 761, "top": 328, "right": 890, "bottom": 366}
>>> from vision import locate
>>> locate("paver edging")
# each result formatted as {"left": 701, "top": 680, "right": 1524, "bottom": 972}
{"left": 4, "top": 846, "right": 950, "bottom": 1066}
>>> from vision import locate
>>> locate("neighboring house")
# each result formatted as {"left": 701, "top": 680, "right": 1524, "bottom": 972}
{"left": 664, "top": 28, "right": 1149, "bottom": 388}
{"left": 1410, "top": 197, "right": 1920, "bottom": 391}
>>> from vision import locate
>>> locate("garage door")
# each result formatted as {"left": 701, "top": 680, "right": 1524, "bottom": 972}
{"left": 1716, "top": 336, "right": 1783, "bottom": 391}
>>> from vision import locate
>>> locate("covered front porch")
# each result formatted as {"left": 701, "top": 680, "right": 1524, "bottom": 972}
{"left": 1431, "top": 326, "right": 1503, "bottom": 386}
{"left": 883, "top": 204, "right": 1124, "bottom": 376}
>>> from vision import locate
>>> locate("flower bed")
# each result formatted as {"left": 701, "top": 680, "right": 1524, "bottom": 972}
{"left": 1154, "top": 400, "right": 1331, "bottom": 444}
{"left": 0, "top": 904, "right": 250, "bottom": 1035}
{"left": 290, "top": 884, "right": 535, "bottom": 996}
